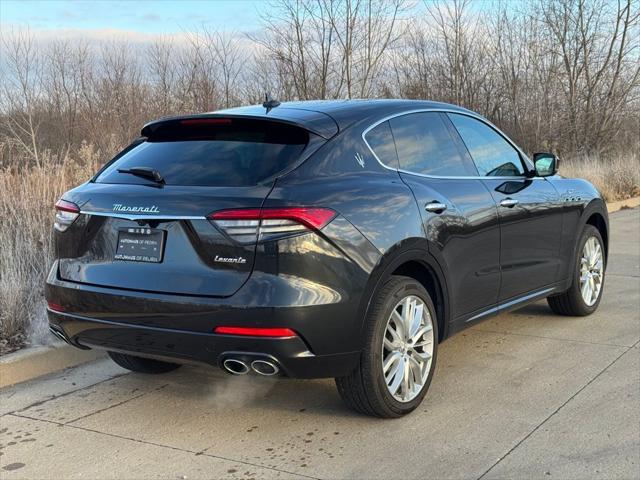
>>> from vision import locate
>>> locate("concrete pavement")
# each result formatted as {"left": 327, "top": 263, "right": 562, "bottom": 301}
{"left": 1, "top": 208, "right": 639, "bottom": 480}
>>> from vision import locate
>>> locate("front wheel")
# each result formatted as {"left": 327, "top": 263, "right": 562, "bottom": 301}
{"left": 548, "top": 224, "right": 605, "bottom": 316}
{"left": 335, "top": 276, "right": 438, "bottom": 418}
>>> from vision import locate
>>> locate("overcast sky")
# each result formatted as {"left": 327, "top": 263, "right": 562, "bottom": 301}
{"left": 1, "top": 0, "right": 266, "bottom": 35}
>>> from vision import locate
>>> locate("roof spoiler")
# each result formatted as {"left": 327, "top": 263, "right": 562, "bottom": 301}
{"left": 142, "top": 110, "right": 339, "bottom": 140}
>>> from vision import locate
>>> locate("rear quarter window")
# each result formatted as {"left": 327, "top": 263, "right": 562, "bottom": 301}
{"left": 95, "top": 119, "right": 309, "bottom": 187}
{"left": 365, "top": 121, "right": 399, "bottom": 168}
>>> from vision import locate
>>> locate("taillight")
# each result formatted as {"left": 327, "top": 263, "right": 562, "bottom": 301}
{"left": 54, "top": 199, "right": 80, "bottom": 232}
{"left": 213, "top": 326, "right": 297, "bottom": 337}
{"left": 208, "top": 207, "right": 336, "bottom": 243}
{"left": 47, "top": 301, "right": 65, "bottom": 312}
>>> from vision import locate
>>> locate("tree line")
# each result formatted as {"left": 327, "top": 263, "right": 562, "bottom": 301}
{"left": 1, "top": 0, "right": 638, "bottom": 166}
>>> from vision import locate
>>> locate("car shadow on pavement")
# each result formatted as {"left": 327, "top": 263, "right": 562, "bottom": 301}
{"left": 150, "top": 365, "right": 361, "bottom": 418}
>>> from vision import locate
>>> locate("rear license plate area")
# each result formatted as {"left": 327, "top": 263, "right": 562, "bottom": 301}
{"left": 115, "top": 228, "right": 165, "bottom": 263}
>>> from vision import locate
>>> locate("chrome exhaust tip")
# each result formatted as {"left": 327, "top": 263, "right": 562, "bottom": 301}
{"left": 222, "top": 358, "right": 250, "bottom": 375}
{"left": 49, "top": 326, "right": 69, "bottom": 344}
{"left": 251, "top": 359, "right": 279, "bottom": 376}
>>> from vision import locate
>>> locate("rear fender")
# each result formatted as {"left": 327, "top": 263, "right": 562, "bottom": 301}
{"left": 354, "top": 239, "right": 452, "bottom": 348}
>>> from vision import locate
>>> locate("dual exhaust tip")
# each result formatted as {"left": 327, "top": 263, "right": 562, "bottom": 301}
{"left": 222, "top": 357, "right": 280, "bottom": 376}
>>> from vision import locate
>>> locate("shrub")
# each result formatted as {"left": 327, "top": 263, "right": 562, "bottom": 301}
{"left": 0, "top": 148, "right": 99, "bottom": 354}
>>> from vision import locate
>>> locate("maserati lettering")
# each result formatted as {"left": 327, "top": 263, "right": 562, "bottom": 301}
{"left": 113, "top": 204, "right": 160, "bottom": 214}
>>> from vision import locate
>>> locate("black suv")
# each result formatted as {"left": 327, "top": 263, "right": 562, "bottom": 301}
{"left": 46, "top": 100, "right": 608, "bottom": 417}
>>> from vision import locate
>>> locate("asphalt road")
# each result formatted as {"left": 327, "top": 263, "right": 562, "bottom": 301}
{"left": 1, "top": 208, "right": 639, "bottom": 480}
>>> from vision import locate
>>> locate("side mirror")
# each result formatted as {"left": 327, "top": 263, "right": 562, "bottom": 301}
{"left": 533, "top": 152, "right": 559, "bottom": 177}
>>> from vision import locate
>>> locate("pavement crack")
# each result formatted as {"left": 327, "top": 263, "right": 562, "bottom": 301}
{"left": 1, "top": 372, "right": 129, "bottom": 418}
{"left": 476, "top": 341, "right": 637, "bottom": 479}
{"left": 9, "top": 412, "right": 322, "bottom": 480}
{"left": 65, "top": 383, "right": 170, "bottom": 425}
{"left": 199, "top": 451, "right": 323, "bottom": 480}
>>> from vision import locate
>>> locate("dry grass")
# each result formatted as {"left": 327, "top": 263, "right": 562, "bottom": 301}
{"left": 0, "top": 149, "right": 638, "bottom": 353}
{"left": 0, "top": 145, "right": 100, "bottom": 354}
{"left": 560, "top": 153, "right": 640, "bottom": 202}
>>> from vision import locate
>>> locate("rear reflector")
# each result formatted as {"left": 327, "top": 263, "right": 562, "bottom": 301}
{"left": 54, "top": 199, "right": 80, "bottom": 232}
{"left": 214, "top": 326, "right": 297, "bottom": 338}
{"left": 209, "top": 207, "right": 336, "bottom": 243}
{"left": 47, "top": 301, "right": 65, "bottom": 312}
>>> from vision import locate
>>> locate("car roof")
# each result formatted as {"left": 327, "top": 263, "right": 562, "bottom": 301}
{"left": 142, "top": 99, "right": 474, "bottom": 140}
{"left": 220, "top": 99, "right": 473, "bottom": 133}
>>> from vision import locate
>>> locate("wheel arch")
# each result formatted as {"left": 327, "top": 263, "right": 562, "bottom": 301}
{"left": 356, "top": 240, "right": 451, "bottom": 345}
{"left": 585, "top": 211, "right": 609, "bottom": 261}
{"left": 562, "top": 199, "right": 610, "bottom": 291}
{"left": 579, "top": 199, "right": 609, "bottom": 262}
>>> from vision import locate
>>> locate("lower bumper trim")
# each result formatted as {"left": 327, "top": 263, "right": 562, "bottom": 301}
{"left": 47, "top": 310, "right": 359, "bottom": 379}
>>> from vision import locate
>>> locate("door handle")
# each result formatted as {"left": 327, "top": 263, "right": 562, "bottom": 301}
{"left": 425, "top": 202, "right": 447, "bottom": 213}
{"left": 500, "top": 198, "right": 519, "bottom": 208}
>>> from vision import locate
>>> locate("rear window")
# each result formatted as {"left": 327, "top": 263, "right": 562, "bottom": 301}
{"left": 95, "top": 119, "right": 309, "bottom": 187}
{"left": 389, "top": 112, "right": 478, "bottom": 177}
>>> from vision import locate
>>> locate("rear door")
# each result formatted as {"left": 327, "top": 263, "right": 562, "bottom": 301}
{"left": 447, "top": 113, "right": 563, "bottom": 301}
{"left": 367, "top": 112, "right": 501, "bottom": 320}
{"left": 57, "top": 118, "right": 315, "bottom": 297}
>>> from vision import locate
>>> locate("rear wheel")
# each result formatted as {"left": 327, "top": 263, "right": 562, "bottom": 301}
{"left": 335, "top": 276, "right": 438, "bottom": 418}
{"left": 108, "top": 351, "right": 181, "bottom": 374}
{"left": 547, "top": 225, "right": 605, "bottom": 316}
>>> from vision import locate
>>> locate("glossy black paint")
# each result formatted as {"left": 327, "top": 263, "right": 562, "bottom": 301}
{"left": 46, "top": 99, "right": 609, "bottom": 378}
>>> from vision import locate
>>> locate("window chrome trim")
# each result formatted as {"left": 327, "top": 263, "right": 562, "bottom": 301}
{"left": 361, "top": 108, "right": 537, "bottom": 181}
{"left": 80, "top": 210, "right": 205, "bottom": 221}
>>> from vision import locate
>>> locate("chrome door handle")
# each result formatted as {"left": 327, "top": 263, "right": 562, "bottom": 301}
{"left": 500, "top": 198, "right": 519, "bottom": 208}
{"left": 425, "top": 202, "right": 447, "bottom": 213}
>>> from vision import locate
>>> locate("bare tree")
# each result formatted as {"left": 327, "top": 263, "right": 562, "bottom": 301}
{"left": 541, "top": 0, "right": 640, "bottom": 154}
{"left": 0, "top": 0, "right": 638, "bottom": 163}
{"left": 203, "top": 30, "right": 246, "bottom": 108}
{"left": 0, "top": 29, "right": 44, "bottom": 164}
{"left": 148, "top": 38, "right": 179, "bottom": 116}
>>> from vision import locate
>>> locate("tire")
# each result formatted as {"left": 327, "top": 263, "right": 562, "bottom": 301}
{"left": 547, "top": 224, "right": 605, "bottom": 316}
{"left": 335, "top": 275, "right": 439, "bottom": 418}
{"left": 108, "top": 351, "right": 181, "bottom": 374}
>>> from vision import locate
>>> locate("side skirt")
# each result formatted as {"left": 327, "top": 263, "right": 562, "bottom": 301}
{"left": 445, "top": 282, "right": 565, "bottom": 337}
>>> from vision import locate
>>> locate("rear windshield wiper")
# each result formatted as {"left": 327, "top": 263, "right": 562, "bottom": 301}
{"left": 117, "top": 166, "right": 165, "bottom": 184}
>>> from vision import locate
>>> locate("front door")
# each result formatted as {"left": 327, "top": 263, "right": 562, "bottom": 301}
{"left": 447, "top": 113, "right": 563, "bottom": 302}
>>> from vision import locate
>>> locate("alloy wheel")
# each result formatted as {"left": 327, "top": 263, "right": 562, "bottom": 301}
{"left": 381, "top": 295, "right": 435, "bottom": 402}
{"left": 580, "top": 236, "right": 604, "bottom": 306}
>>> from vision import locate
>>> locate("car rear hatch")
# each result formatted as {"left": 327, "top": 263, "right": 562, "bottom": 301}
{"left": 56, "top": 116, "right": 327, "bottom": 297}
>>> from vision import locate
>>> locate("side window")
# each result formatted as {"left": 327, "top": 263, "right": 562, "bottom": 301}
{"left": 365, "top": 121, "right": 398, "bottom": 168}
{"left": 448, "top": 113, "right": 525, "bottom": 177}
{"left": 388, "top": 112, "right": 478, "bottom": 177}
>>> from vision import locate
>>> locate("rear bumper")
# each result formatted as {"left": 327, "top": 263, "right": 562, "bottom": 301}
{"left": 45, "top": 262, "right": 362, "bottom": 379}
{"left": 47, "top": 310, "right": 358, "bottom": 378}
